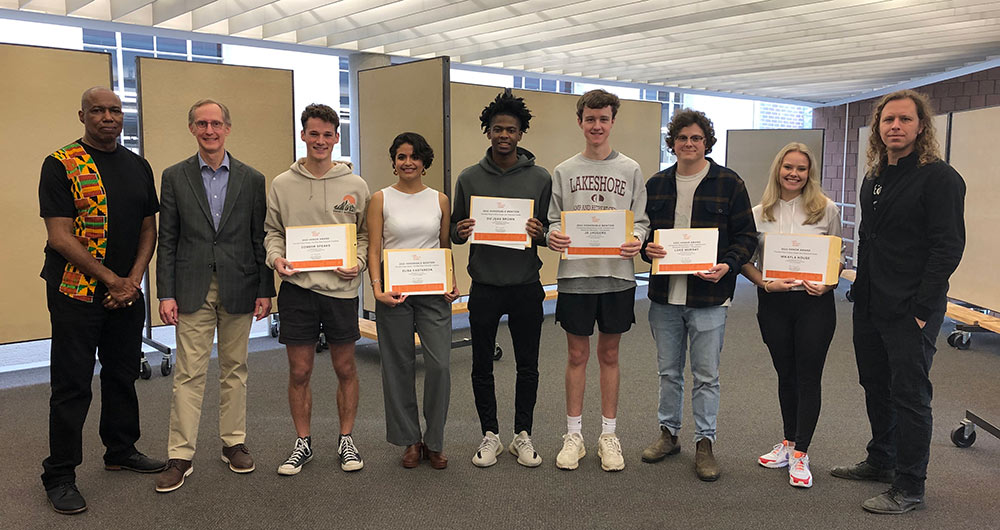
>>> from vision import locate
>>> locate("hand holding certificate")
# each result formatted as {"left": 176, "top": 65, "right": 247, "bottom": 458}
{"left": 286, "top": 224, "right": 357, "bottom": 271}
{"left": 561, "top": 209, "right": 634, "bottom": 259}
{"left": 650, "top": 228, "right": 719, "bottom": 274}
{"left": 469, "top": 196, "right": 533, "bottom": 249}
{"left": 383, "top": 248, "right": 454, "bottom": 296}
{"left": 761, "top": 233, "right": 842, "bottom": 285}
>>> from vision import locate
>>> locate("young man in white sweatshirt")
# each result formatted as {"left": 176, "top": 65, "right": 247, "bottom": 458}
{"left": 547, "top": 89, "right": 649, "bottom": 472}
{"left": 264, "top": 104, "right": 370, "bottom": 476}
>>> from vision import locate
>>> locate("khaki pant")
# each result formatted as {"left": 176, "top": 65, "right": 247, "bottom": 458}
{"left": 167, "top": 275, "right": 253, "bottom": 460}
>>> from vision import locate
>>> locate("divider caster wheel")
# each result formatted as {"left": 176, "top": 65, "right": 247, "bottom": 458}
{"left": 947, "top": 330, "right": 971, "bottom": 350}
{"left": 269, "top": 318, "right": 279, "bottom": 338}
{"left": 161, "top": 358, "right": 172, "bottom": 377}
{"left": 316, "top": 333, "right": 329, "bottom": 353}
{"left": 140, "top": 359, "right": 152, "bottom": 380}
{"left": 951, "top": 424, "right": 976, "bottom": 448}
{"left": 845, "top": 288, "right": 854, "bottom": 302}
{"left": 493, "top": 343, "right": 503, "bottom": 361}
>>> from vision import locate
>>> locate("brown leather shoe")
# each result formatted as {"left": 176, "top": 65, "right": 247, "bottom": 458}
{"left": 422, "top": 445, "right": 448, "bottom": 470}
{"left": 154, "top": 459, "right": 193, "bottom": 493}
{"left": 695, "top": 438, "right": 720, "bottom": 482}
{"left": 402, "top": 443, "right": 422, "bottom": 468}
{"left": 641, "top": 426, "right": 680, "bottom": 463}
{"left": 222, "top": 444, "right": 255, "bottom": 473}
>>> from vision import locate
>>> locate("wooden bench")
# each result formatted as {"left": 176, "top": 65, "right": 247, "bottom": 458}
{"left": 946, "top": 302, "right": 1000, "bottom": 333}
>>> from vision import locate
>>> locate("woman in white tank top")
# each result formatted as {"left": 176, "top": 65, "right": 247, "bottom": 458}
{"left": 366, "top": 132, "right": 459, "bottom": 469}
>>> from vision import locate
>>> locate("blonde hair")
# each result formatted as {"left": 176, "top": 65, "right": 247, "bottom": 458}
{"left": 760, "top": 142, "right": 829, "bottom": 225}
{"left": 865, "top": 89, "right": 941, "bottom": 177}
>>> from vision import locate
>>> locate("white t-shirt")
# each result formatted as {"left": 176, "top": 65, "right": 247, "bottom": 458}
{"left": 751, "top": 195, "right": 843, "bottom": 292}
{"left": 667, "top": 162, "right": 710, "bottom": 305}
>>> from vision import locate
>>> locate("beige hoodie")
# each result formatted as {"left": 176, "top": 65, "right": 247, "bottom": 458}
{"left": 265, "top": 158, "right": 371, "bottom": 299}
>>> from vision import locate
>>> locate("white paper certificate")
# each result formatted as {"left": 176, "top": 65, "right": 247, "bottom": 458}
{"left": 651, "top": 228, "right": 719, "bottom": 275}
{"left": 286, "top": 224, "right": 357, "bottom": 271}
{"left": 383, "top": 248, "right": 454, "bottom": 296}
{"left": 561, "top": 210, "right": 634, "bottom": 260}
{"left": 762, "top": 233, "right": 842, "bottom": 285}
{"left": 469, "top": 195, "right": 532, "bottom": 249}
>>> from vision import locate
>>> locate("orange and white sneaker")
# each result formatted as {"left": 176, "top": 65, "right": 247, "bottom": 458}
{"left": 788, "top": 451, "right": 813, "bottom": 488}
{"left": 758, "top": 440, "right": 790, "bottom": 468}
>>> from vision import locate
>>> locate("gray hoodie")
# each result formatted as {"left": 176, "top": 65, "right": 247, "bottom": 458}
{"left": 265, "top": 158, "right": 370, "bottom": 299}
{"left": 450, "top": 147, "right": 552, "bottom": 286}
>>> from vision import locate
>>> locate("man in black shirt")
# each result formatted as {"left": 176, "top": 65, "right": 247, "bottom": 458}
{"left": 38, "top": 87, "right": 165, "bottom": 515}
{"left": 832, "top": 89, "right": 965, "bottom": 514}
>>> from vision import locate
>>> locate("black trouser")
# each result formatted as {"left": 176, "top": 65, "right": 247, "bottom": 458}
{"left": 852, "top": 305, "right": 944, "bottom": 496}
{"left": 468, "top": 281, "right": 544, "bottom": 435}
{"left": 41, "top": 283, "right": 145, "bottom": 489}
{"left": 756, "top": 289, "right": 836, "bottom": 454}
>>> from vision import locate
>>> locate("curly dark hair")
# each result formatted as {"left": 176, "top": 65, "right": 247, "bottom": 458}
{"left": 576, "top": 89, "right": 620, "bottom": 120}
{"left": 300, "top": 103, "right": 340, "bottom": 132}
{"left": 389, "top": 132, "right": 434, "bottom": 169}
{"left": 665, "top": 108, "right": 717, "bottom": 155}
{"left": 479, "top": 89, "right": 532, "bottom": 133}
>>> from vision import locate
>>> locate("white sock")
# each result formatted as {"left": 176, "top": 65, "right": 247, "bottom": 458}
{"left": 601, "top": 416, "right": 616, "bottom": 435}
{"left": 567, "top": 415, "right": 582, "bottom": 435}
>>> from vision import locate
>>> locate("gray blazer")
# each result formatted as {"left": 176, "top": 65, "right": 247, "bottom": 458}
{"left": 156, "top": 153, "right": 275, "bottom": 314}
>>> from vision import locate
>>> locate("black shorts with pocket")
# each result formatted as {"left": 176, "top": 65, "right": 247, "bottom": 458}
{"left": 277, "top": 282, "right": 361, "bottom": 345}
{"left": 555, "top": 287, "right": 636, "bottom": 336}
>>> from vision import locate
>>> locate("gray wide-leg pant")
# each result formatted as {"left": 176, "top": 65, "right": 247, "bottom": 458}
{"left": 375, "top": 295, "right": 452, "bottom": 452}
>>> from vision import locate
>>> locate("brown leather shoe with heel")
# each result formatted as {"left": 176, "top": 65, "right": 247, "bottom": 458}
{"left": 402, "top": 443, "right": 422, "bottom": 468}
{"left": 423, "top": 445, "right": 448, "bottom": 469}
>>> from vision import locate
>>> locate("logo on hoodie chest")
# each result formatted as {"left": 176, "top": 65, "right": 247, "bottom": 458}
{"left": 333, "top": 194, "right": 357, "bottom": 213}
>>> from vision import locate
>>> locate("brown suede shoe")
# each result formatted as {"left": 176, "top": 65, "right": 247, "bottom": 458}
{"left": 422, "top": 445, "right": 448, "bottom": 470}
{"left": 641, "top": 426, "right": 680, "bottom": 463}
{"left": 402, "top": 443, "right": 422, "bottom": 468}
{"left": 154, "top": 459, "right": 193, "bottom": 493}
{"left": 222, "top": 444, "right": 255, "bottom": 473}
{"left": 695, "top": 439, "right": 720, "bottom": 482}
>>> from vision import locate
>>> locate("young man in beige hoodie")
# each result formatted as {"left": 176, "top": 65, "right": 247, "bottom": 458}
{"left": 264, "top": 103, "right": 371, "bottom": 476}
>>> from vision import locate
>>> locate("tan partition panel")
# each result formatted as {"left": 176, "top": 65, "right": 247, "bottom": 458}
{"left": 450, "top": 83, "right": 662, "bottom": 293}
{"left": 725, "top": 129, "right": 825, "bottom": 208}
{"left": 0, "top": 44, "right": 112, "bottom": 343}
{"left": 854, "top": 115, "right": 947, "bottom": 264}
{"left": 946, "top": 107, "right": 998, "bottom": 310}
{"left": 358, "top": 58, "right": 449, "bottom": 311}
{"left": 137, "top": 57, "right": 294, "bottom": 323}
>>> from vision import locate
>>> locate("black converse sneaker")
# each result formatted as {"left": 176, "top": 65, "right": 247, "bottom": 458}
{"left": 338, "top": 434, "right": 364, "bottom": 472}
{"left": 277, "top": 436, "right": 312, "bottom": 476}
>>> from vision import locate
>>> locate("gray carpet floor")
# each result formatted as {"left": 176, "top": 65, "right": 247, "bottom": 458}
{"left": 2, "top": 280, "right": 999, "bottom": 530}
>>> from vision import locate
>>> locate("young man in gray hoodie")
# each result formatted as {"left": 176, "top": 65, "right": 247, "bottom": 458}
{"left": 451, "top": 90, "right": 552, "bottom": 468}
{"left": 264, "top": 103, "right": 370, "bottom": 476}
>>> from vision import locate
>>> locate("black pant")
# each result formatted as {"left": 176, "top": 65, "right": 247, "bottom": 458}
{"left": 756, "top": 289, "right": 836, "bottom": 453}
{"left": 41, "top": 283, "right": 145, "bottom": 489}
{"left": 468, "top": 281, "right": 544, "bottom": 435}
{"left": 853, "top": 306, "right": 943, "bottom": 496}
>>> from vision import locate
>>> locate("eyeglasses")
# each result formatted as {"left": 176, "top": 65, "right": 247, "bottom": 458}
{"left": 194, "top": 120, "right": 226, "bottom": 130}
{"left": 674, "top": 135, "right": 705, "bottom": 144}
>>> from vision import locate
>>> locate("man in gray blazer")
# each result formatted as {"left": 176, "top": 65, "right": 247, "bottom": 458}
{"left": 154, "top": 99, "right": 275, "bottom": 493}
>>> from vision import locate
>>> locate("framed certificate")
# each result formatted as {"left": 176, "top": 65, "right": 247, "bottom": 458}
{"left": 469, "top": 195, "right": 532, "bottom": 249}
{"left": 286, "top": 224, "right": 357, "bottom": 271}
{"left": 561, "top": 209, "right": 634, "bottom": 260}
{"left": 383, "top": 248, "right": 454, "bottom": 295}
{"left": 762, "top": 233, "right": 842, "bottom": 285}
{"left": 651, "top": 228, "right": 719, "bottom": 274}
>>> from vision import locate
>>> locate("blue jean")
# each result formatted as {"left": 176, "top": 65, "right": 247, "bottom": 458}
{"left": 648, "top": 302, "right": 728, "bottom": 443}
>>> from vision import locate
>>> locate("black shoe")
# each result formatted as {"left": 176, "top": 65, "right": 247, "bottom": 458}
{"left": 46, "top": 483, "right": 87, "bottom": 515}
{"left": 105, "top": 451, "right": 167, "bottom": 473}
{"left": 830, "top": 460, "right": 895, "bottom": 483}
{"left": 862, "top": 487, "right": 925, "bottom": 514}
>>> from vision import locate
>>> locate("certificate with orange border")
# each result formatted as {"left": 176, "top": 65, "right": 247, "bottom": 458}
{"left": 383, "top": 248, "right": 454, "bottom": 295}
{"left": 561, "top": 209, "right": 633, "bottom": 260}
{"left": 651, "top": 228, "right": 718, "bottom": 275}
{"left": 762, "top": 233, "right": 842, "bottom": 285}
{"left": 469, "top": 195, "right": 532, "bottom": 249}
{"left": 286, "top": 224, "right": 357, "bottom": 271}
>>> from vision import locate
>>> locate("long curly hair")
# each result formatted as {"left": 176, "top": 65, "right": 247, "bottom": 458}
{"left": 865, "top": 90, "right": 941, "bottom": 178}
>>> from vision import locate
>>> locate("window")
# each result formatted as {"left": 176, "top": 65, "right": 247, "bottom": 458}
{"left": 191, "top": 41, "right": 221, "bottom": 57}
{"left": 83, "top": 29, "right": 116, "bottom": 47}
{"left": 156, "top": 37, "right": 186, "bottom": 54}
{"left": 541, "top": 79, "right": 556, "bottom": 92}
{"left": 121, "top": 33, "right": 153, "bottom": 51}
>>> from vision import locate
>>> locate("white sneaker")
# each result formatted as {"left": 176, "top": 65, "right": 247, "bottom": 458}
{"left": 472, "top": 432, "right": 502, "bottom": 468}
{"left": 758, "top": 440, "right": 790, "bottom": 468}
{"left": 508, "top": 431, "right": 542, "bottom": 467}
{"left": 597, "top": 433, "right": 625, "bottom": 472}
{"left": 555, "top": 433, "right": 586, "bottom": 470}
{"left": 788, "top": 451, "right": 813, "bottom": 488}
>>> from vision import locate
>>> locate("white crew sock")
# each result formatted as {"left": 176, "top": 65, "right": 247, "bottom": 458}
{"left": 601, "top": 416, "right": 617, "bottom": 435}
{"left": 567, "top": 415, "right": 583, "bottom": 435}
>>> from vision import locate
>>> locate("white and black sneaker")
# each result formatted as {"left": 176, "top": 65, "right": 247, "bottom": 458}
{"left": 277, "top": 436, "right": 312, "bottom": 476}
{"left": 338, "top": 434, "right": 364, "bottom": 472}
